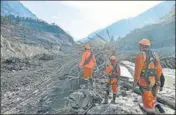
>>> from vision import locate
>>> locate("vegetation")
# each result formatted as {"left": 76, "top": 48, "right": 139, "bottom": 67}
{"left": 116, "top": 16, "right": 175, "bottom": 53}
{"left": 1, "top": 15, "right": 74, "bottom": 47}
{"left": 1, "top": 15, "right": 73, "bottom": 40}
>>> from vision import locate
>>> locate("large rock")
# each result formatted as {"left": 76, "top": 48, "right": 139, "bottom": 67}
{"left": 68, "top": 89, "right": 102, "bottom": 110}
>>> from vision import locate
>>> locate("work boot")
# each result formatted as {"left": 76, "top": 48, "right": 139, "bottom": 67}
{"left": 139, "top": 103, "right": 156, "bottom": 114}
{"left": 102, "top": 90, "right": 109, "bottom": 104}
{"left": 155, "top": 103, "right": 165, "bottom": 113}
{"left": 89, "top": 78, "right": 93, "bottom": 90}
{"left": 111, "top": 94, "right": 116, "bottom": 104}
{"left": 85, "top": 80, "right": 89, "bottom": 89}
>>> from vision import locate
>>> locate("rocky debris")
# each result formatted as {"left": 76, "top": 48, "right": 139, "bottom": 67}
{"left": 88, "top": 104, "right": 130, "bottom": 114}
{"left": 1, "top": 53, "right": 77, "bottom": 113}
{"left": 2, "top": 57, "right": 31, "bottom": 71}
{"left": 160, "top": 57, "right": 175, "bottom": 69}
{"left": 67, "top": 89, "right": 102, "bottom": 114}
{"left": 1, "top": 40, "right": 175, "bottom": 114}
{"left": 27, "top": 77, "right": 84, "bottom": 114}
{"left": 1, "top": 53, "right": 58, "bottom": 73}
{"left": 56, "top": 107, "right": 77, "bottom": 114}
{"left": 37, "top": 96, "right": 52, "bottom": 114}
{"left": 85, "top": 85, "right": 144, "bottom": 114}
{"left": 36, "top": 53, "right": 54, "bottom": 61}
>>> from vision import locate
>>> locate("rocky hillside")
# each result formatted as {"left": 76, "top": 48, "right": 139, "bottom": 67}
{"left": 80, "top": 1, "right": 175, "bottom": 42}
{"left": 1, "top": 1, "right": 37, "bottom": 19}
{"left": 1, "top": 15, "right": 75, "bottom": 59}
{"left": 116, "top": 5, "right": 175, "bottom": 57}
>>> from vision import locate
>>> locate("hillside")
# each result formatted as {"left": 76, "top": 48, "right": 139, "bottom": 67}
{"left": 80, "top": 1, "right": 175, "bottom": 42}
{"left": 160, "top": 4, "right": 175, "bottom": 22}
{"left": 1, "top": 1, "right": 37, "bottom": 19}
{"left": 1, "top": 15, "right": 75, "bottom": 59}
{"left": 116, "top": 5, "right": 175, "bottom": 56}
{"left": 115, "top": 5, "right": 175, "bottom": 70}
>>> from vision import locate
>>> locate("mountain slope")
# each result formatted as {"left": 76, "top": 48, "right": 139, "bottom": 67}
{"left": 1, "top": 1, "right": 37, "bottom": 19}
{"left": 81, "top": 1, "right": 175, "bottom": 42}
{"left": 1, "top": 15, "right": 75, "bottom": 59}
{"left": 116, "top": 5, "right": 175, "bottom": 58}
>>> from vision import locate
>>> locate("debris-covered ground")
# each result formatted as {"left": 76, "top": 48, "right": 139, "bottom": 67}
{"left": 1, "top": 44, "right": 175, "bottom": 114}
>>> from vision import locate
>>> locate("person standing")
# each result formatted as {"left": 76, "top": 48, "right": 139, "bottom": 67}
{"left": 102, "top": 56, "right": 121, "bottom": 104}
{"left": 79, "top": 44, "right": 96, "bottom": 90}
{"left": 133, "top": 39, "right": 163, "bottom": 114}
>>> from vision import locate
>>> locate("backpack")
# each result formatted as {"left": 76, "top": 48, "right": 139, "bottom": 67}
{"left": 110, "top": 63, "right": 120, "bottom": 79}
{"left": 140, "top": 50, "right": 159, "bottom": 83}
{"left": 139, "top": 50, "right": 160, "bottom": 96}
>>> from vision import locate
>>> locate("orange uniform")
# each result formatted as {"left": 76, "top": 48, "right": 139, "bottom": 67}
{"left": 104, "top": 63, "right": 121, "bottom": 93}
{"left": 134, "top": 51, "right": 162, "bottom": 110}
{"left": 79, "top": 50, "right": 96, "bottom": 80}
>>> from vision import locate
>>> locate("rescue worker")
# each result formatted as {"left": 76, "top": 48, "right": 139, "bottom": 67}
{"left": 79, "top": 44, "right": 96, "bottom": 89}
{"left": 133, "top": 39, "right": 163, "bottom": 114}
{"left": 102, "top": 56, "right": 121, "bottom": 104}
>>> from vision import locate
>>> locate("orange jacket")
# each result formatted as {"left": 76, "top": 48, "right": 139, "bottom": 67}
{"left": 79, "top": 50, "right": 96, "bottom": 68}
{"left": 134, "top": 51, "right": 162, "bottom": 86}
{"left": 104, "top": 63, "right": 121, "bottom": 76}
{"left": 104, "top": 63, "right": 121, "bottom": 84}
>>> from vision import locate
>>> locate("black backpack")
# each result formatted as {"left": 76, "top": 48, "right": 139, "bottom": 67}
{"left": 83, "top": 51, "right": 93, "bottom": 66}
{"left": 110, "top": 63, "right": 120, "bottom": 79}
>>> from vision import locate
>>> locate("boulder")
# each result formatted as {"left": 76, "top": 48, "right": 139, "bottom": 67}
{"left": 68, "top": 89, "right": 102, "bottom": 111}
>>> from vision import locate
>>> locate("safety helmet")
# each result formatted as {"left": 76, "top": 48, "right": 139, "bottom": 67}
{"left": 110, "top": 56, "right": 117, "bottom": 61}
{"left": 84, "top": 44, "right": 91, "bottom": 50}
{"left": 139, "top": 39, "right": 151, "bottom": 46}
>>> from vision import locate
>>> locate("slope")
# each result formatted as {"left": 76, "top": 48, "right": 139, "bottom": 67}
{"left": 1, "top": 1, "right": 37, "bottom": 19}
{"left": 116, "top": 5, "right": 175, "bottom": 58}
{"left": 1, "top": 15, "right": 75, "bottom": 59}
{"left": 80, "top": 1, "right": 175, "bottom": 42}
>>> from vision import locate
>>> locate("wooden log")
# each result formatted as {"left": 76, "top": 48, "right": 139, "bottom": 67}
{"left": 119, "top": 76, "right": 132, "bottom": 84}
{"left": 121, "top": 81, "right": 175, "bottom": 110}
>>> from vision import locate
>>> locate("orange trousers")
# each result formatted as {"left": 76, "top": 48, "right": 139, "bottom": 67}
{"left": 83, "top": 67, "right": 93, "bottom": 80}
{"left": 108, "top": 78, "right": 118, "bottom": 93}
{"left": 141, "top": 89, "right": 157, "bottom": 109}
